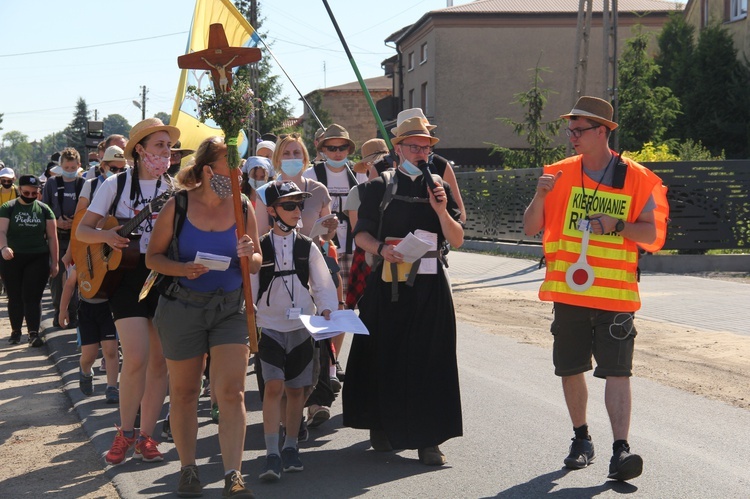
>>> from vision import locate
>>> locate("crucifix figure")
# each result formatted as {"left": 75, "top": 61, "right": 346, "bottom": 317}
{"left": 178, "top": 23, "right": 261, "bottom": 93}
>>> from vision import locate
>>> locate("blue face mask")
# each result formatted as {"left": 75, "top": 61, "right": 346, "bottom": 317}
{"left": 400, "top": 159, "right": 423, "bottom": 176}
{"left": 281, "top": 159, "right": 305, "bottom": 177}
{"left": 61, "top": 169, "right": 79, "bottom": 179}
{"left": 104, "top": 170, "right": 115, "bottom": 178}
{"left": 325, "top": 157, "right": 349, "bottom": 168}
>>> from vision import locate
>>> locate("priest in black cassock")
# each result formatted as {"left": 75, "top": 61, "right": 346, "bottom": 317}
{"left": 342, "top": 115, "right": 464, "bottom": 466}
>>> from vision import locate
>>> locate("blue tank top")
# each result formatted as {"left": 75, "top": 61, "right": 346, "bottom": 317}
{"left": 177, "top": 217, "right": 242, "bottom": 293}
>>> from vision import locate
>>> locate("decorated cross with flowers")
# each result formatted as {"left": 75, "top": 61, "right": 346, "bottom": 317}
{"left": 177, "top": 22, "right": 262, "bottom": 351}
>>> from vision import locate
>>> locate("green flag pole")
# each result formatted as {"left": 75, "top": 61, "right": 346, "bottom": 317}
{"left": 321, "top": 0, "right": 393, "bottom": 150}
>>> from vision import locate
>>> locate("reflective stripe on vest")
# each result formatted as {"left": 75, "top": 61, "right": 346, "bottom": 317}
{"left": 538, "top": 154, "right": 666, "bottom": 312}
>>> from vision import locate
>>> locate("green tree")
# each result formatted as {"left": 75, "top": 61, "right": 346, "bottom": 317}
{"left": 153, "top": 112, "right": 171, "bottom": 125}
{"left": 103, "top": 114, "right": 131, "bottom": 136}
{"left": 301, "top": 91, "right": 331, "bottom": 158}
{"left": 490, "top": 59, "right": 565, "bottom": 169}
{"left": 233, "top": 1, "right": 295, "bottom": 143}
{"left": 66, "top": 97, "right": 90, "bottom": 157}
{"left": 0, "top": 131, "right": 32, "bottom": 174}
{"left": 683, "top": 23, "right": 750, "bottom": 158}
{"left": 654, "top": 13, "right": 695, "bottom": 140}
{"left": 617, "top": 27, "right": 680, "bottom": 152}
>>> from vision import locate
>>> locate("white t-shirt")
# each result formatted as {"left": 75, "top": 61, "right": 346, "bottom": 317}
{"left": 87, "top": 170, "right": 170, "bottom": 254}
{"left": 303, "top": 165, "right": 366, "bottom": 251}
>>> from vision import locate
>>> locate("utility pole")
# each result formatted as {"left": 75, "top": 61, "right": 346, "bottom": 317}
{"left": 249, "top": 0, "right": 260, "bottom": 148}
{"left": 140, "top": 86, "right": 147, "bottom": 120}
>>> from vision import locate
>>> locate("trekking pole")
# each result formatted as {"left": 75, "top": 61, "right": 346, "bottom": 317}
{"left": 254, "top": 35, "right": 326, "bottom": 131}
{"left": 321, "top": 0, "right": 393, "bottom": 150}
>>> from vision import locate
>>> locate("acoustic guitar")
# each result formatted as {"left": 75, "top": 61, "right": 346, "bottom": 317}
{"left": 70, "top": 191, "right": 172, "bottom": 299}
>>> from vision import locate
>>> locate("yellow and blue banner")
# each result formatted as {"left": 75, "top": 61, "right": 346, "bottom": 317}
{"left": 170, "top": 0, "right": 259, "bottom": 157}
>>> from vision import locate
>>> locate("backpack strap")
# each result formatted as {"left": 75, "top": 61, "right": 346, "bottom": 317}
{"left": 313, "top": 162, "right": 327, "bottom": 186}
{"left": 109, "top": 171, "right": 128, "bottom": 216}
{"left": 256, "top": 231, "right": 312, "bottom": 306}
{"left": 157, "top": 190, "right": 188, "bottom": 298}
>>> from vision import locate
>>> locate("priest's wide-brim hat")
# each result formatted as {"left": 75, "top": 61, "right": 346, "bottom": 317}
{"left": 391, "top": 117, "right": 439, "bottom": 146}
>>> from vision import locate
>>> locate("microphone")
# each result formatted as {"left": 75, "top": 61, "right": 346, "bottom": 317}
{"left": 417, "top": 160, "right": 439, "bottom": 199}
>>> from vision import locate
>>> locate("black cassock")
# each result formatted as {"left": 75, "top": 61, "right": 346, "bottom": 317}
{"left": 342, "top": 169, "right": 463, "bottom": 449}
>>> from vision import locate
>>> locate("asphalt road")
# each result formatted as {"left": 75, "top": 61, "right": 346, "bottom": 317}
{"left": 44, "top": 251, "right": 750, "bottom": 498}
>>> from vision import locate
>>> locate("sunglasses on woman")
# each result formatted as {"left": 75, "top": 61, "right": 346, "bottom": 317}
{"left": 322, "top": 144, "right": 349, "bottom": 153}
{"left": 109, "top": 166, "right": 126, "bottom": 174}
{"left": 277, "top": 201, "right": 305, "bottom": 211}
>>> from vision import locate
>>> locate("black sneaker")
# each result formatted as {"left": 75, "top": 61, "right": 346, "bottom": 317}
{"left": 330, "top": 375, "right": 342, "bottom": 394}
{"left": 79, "top": 370, "right": 94, "bottom": 396}
{"left": 564, "top": 437, "right": 595, "bottom": 469}
{"left": 105, "top": 386, "right": 119, "bottom": 404}
{"left": 281, "top": 447, "right": 304, "bottom": 473}
{"left": 176, "top": 464, "right": 202, "bottom": 498}
{"left": 298, "top": 417, "right": 308, "bottom": 442}
{"left": 608, "top": 444, "right": 643, "bottom": 481}
{"left": 161, "top": 415, "right": 173, "bottom": 442}
{"left": 335, "top": 361, "right": 345, "bottom": 382}
{"left": 8, "top": 331, "right": 21, "bottom": 345}
{"left": 259, "top": 454, "right": 282, "bottom": 482}
{"left": 28, "top": 332, "right": 43, "bottom": 348}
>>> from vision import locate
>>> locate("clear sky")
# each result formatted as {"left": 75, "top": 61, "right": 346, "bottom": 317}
{"left": 0, "top": 0, "right": 456, "bottom": 143}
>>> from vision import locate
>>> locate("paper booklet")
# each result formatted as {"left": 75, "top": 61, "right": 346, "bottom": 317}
{"left": 194, "top": 251, "right": 231, "bottom": 271}
{"left": 299, "top": 310, "right": 370, "bottom": 340}
{"left": 308, "top": 214, "right": 337, "bottom": 239}
{"left": 392, "top": 231, "right": 433, "bottom": 264}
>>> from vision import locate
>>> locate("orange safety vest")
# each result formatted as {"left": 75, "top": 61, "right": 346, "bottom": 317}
{"left": 539, "top": 153, "right": 668, "bottom": 312}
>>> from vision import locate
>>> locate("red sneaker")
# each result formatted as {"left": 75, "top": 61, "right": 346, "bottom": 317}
{"left": 134, "top": 432, "right": 163, "bottom": 462}
{"left": 105, "top": 427, "right": 136, "bottom": 465}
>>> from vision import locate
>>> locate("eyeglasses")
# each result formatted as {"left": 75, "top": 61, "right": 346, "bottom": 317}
{"left": 322, "top": 144, "right": 349, "bottom": 153}
{"left": 565, "top": 125, "right": 600, "bottom": 138}
{"left": 400, "top": 143, "right": 432, "bottom": 154}
{"left": 0, "top": 181, "right": 13, "bottom": 187}
{"left": 277, "top": 201, "right": 305, "bottom": 212}
{"left": 20, "top": 190, "right": 37, "bottom": 197}
{"left": 109, "top": 166, "right": 126, "bottom": 174}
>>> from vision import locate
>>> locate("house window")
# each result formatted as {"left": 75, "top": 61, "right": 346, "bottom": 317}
{"left": 730, "top": 0, "right": 748, "bottom": 21}
{"left": 420, "top": 43, "right": 428, "bottom": 64}
{"left": 407, "top": 52, "right": 414, "bottom": 71}
{"left": 420, "top": 82, "right": 428, "bottom": 115}
{"left": 408, "top": 89, "right": 415, "bottom": 108}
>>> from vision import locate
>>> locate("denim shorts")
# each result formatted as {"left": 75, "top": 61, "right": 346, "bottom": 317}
{"left": 154, "top": 287, "right": 249, "bottom": 361}
{"left": 551, "top": 302, "right": 637, "bottom": 378}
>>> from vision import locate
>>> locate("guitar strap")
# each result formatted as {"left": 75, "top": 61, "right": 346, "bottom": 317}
{"left": 109, "top": 171, "right": 128, "bottom": 217}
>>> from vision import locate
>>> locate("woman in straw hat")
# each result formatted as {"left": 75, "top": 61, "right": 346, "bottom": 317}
{"left": 343, "top": 117, "right": 464, "bottom": 466}
{"left": 147, "top": 136, "right": 260, "bottom": 497}
{"left": 76, "top": 117, "right": 178, "bottom": 466}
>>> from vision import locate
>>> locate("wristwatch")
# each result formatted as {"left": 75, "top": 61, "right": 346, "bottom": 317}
{"left": 614, "top": 219, "right": 625, "bottom": 233}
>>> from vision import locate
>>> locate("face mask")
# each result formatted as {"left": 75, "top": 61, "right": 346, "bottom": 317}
{"left": 325, "top": 157, "right": 349, "bottom": 168}
{"left": 167, "top": 164, "right": 181, "bottom": 177}
{"left": 141, "top": 151, "right": 170, "bottom": 177}
{"left": 272, "top": 211, "right": 296, "bottom": 233}
{"left": 280, "top": 158, "right": 305, "bottom": 177}
{"left": 209, "top": 170, "right": 233, "bottom": 199}
{"left": 104, "top": 170, "right": 115, "bottom": 178}
{"left": 19, "top": 194, "right": 37, "bottom": 204}
{"left": 400, "top": 159, "right": 423, "bottom": 176}
{"left": 61, "top": 169, "right": 79, "bottom": 179}
{"left": 248, "top": 178, "right": 267, "bottom": 191}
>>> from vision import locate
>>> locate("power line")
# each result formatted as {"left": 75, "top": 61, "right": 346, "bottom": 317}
{"left": 4, "top": 98, "right": 134, "bottom": 115}
{"left": 0, "top": 32, "right": 187, "bottom": 58}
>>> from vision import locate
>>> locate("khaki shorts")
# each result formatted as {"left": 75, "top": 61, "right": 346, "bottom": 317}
{"left": 551, "top": 302, "right": 637, "bottom": 378}
{"left": 154, "top": 287, "right": 248, "bottom": 361}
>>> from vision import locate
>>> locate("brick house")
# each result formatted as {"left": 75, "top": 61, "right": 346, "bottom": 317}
{"left": 301, "top": 76, "right": 393, "bottom": 151}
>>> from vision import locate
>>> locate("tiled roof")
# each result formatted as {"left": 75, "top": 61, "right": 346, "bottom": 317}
{"left": 319, "top": 76, "right": 392, "bottom": 92}
{"left": 437, "top": 0, "right": 684, "bottom": 14}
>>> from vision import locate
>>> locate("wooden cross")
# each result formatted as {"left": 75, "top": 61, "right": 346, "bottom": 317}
{"left": 177, "top": 23, "right": 261, "bottom": 93}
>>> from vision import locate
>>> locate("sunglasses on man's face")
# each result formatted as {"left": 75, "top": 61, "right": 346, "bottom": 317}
{"left": 322, "top": 144, "right": 349, "bottom": 153}
{"left": 1, "top": 182, "right": 13, "bottom": 187}
{"left": 20, "top": 190, "right": 37, "bottom": 197}
{"left": 277, "top": 201, "right": 305, "bottom": 212}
